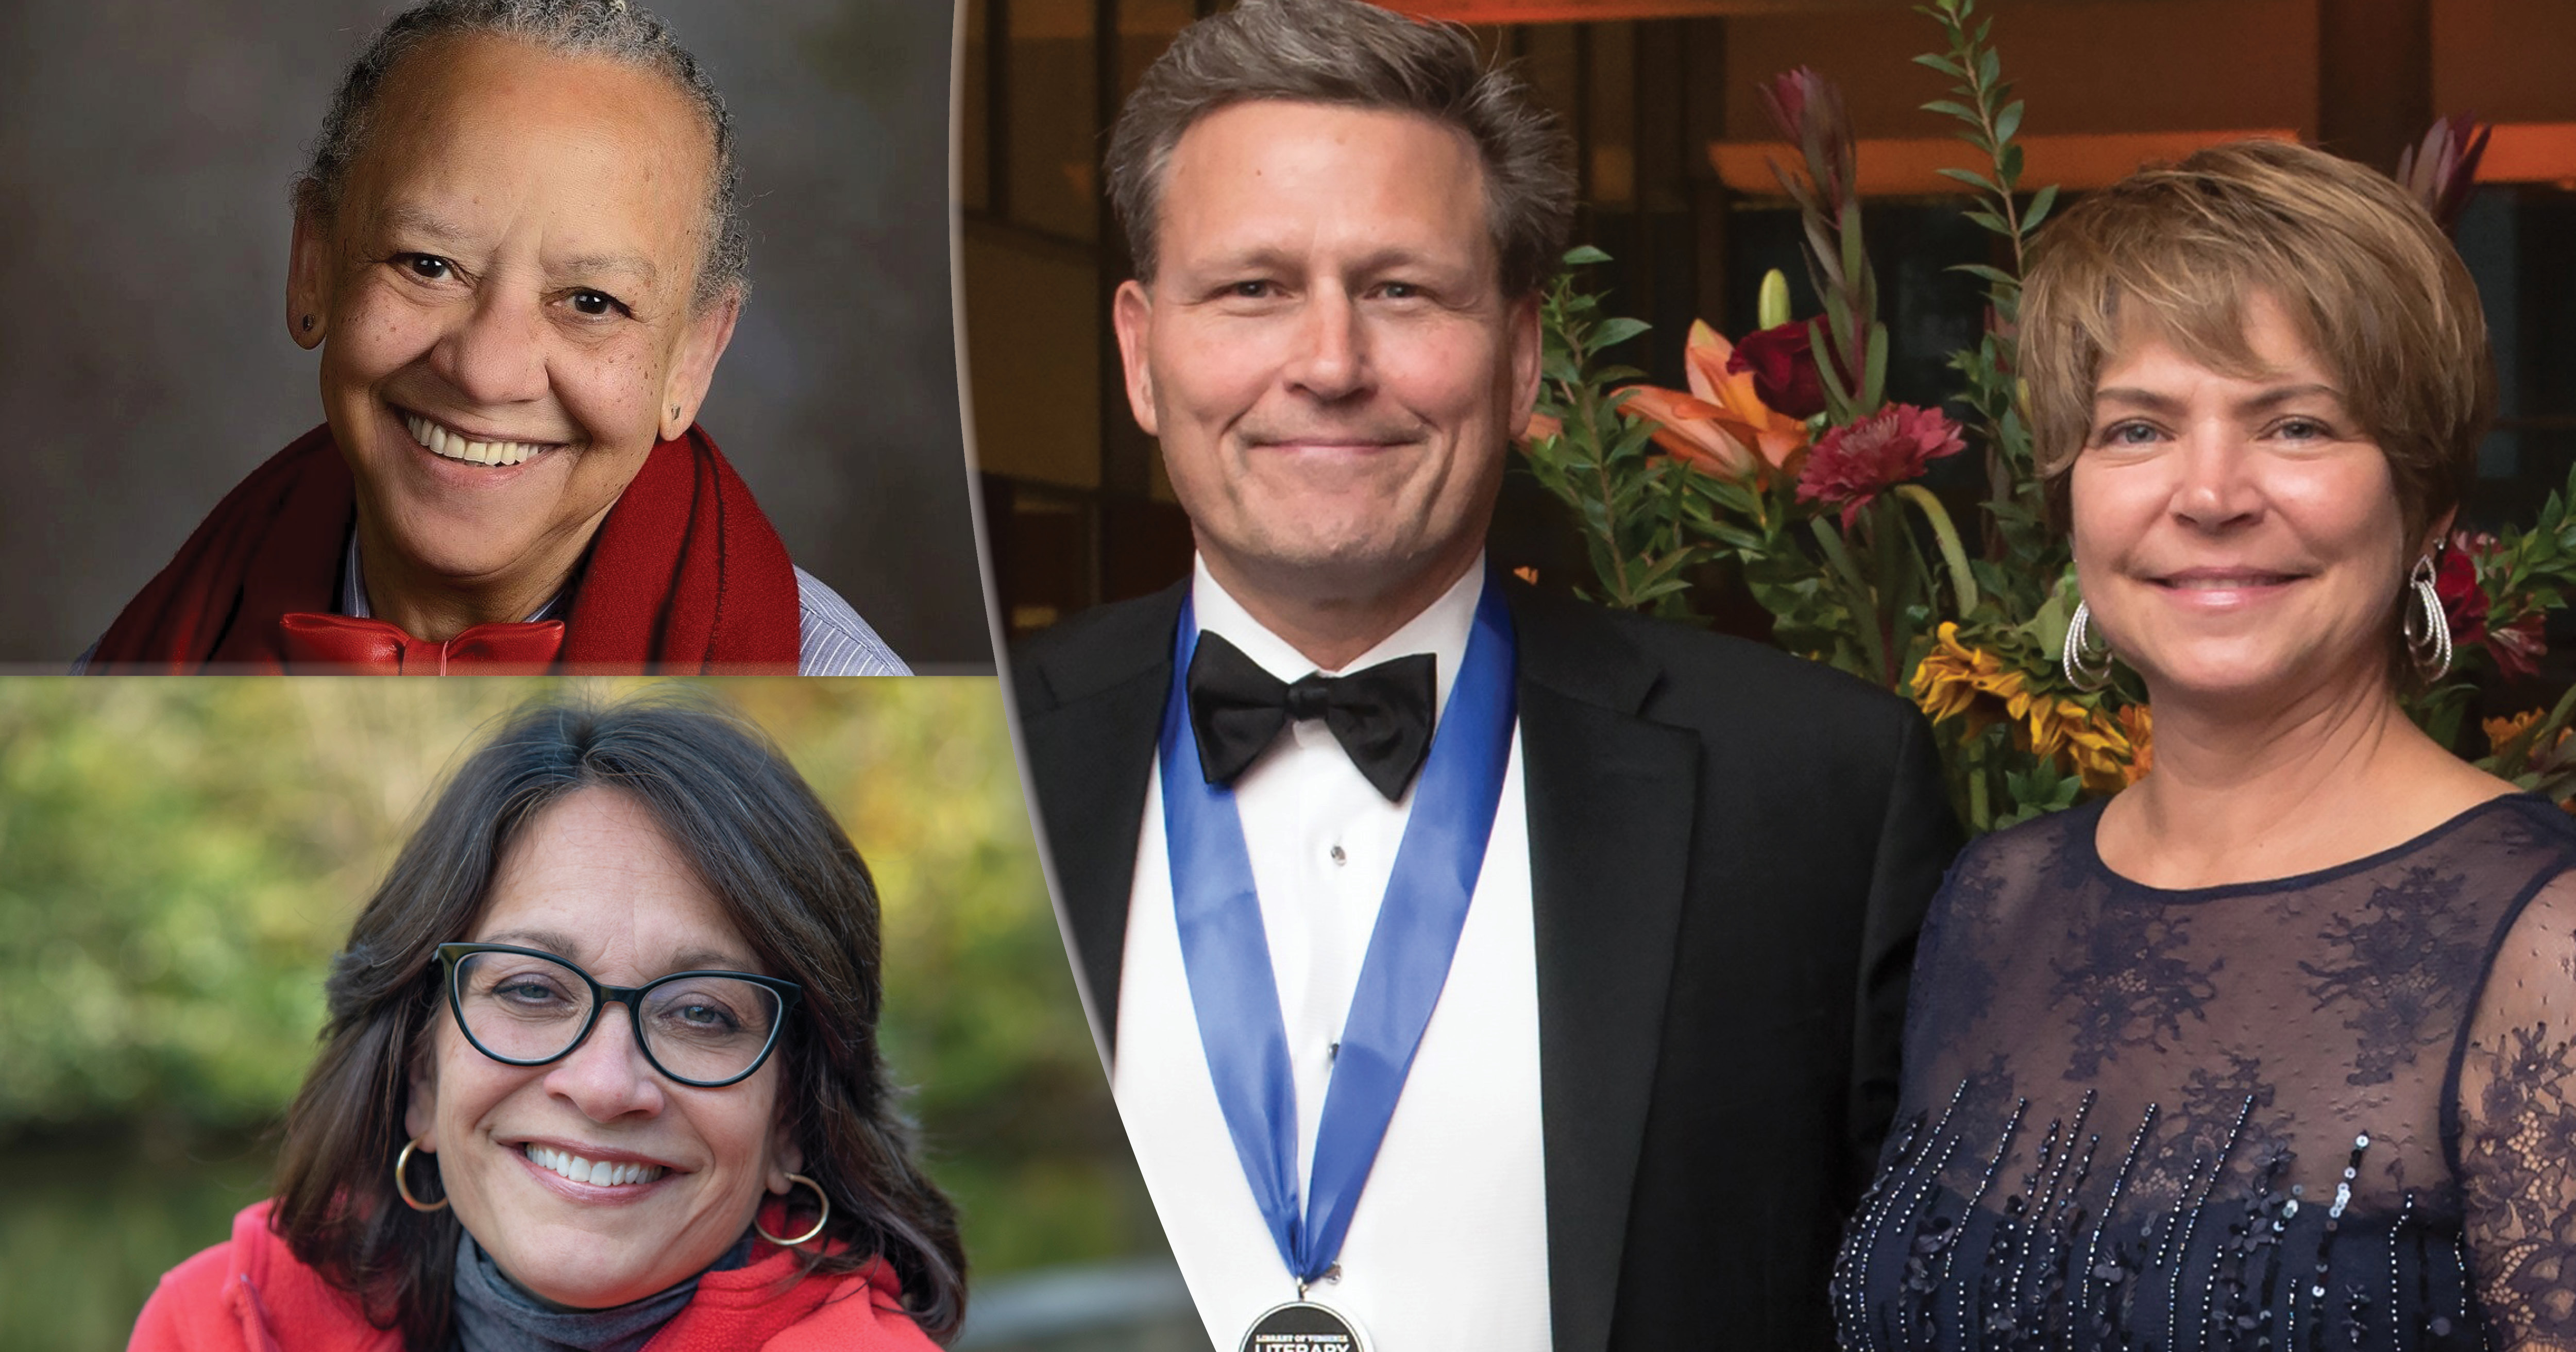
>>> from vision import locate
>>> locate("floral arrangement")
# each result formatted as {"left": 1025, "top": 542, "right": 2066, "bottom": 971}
{"left": 1519, "top": 0, "right": 2576, "bottom": 833}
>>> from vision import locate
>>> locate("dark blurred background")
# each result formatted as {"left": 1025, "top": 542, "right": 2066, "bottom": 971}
{"left": 0, "top": 679, "right": 1196, "bottom": 1351}
{"left": 0, "top": 0, "right": 992, "bottom": 671}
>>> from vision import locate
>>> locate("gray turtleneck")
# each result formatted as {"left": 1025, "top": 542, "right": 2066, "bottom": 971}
{"left": 449, "top": 1227, "right": 755, "bottom": 1352}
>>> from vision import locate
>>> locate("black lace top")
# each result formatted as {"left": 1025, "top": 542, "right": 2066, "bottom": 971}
{"left": 1834, "top": 794, "right": 2576, "bottom": 1351}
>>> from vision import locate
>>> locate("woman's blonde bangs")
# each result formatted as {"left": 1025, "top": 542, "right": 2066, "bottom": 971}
{"left": 2021, "top": 139, "right": 2494, "bottom": 541}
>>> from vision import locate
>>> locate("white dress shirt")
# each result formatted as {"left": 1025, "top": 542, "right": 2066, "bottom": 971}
{"left": 1113, "top": 555, "right": 1552, "bottom": 1351}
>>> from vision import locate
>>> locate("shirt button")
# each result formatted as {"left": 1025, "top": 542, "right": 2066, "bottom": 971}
{"left": 1329, "top": 844, "right": 1347, "bottom": 865}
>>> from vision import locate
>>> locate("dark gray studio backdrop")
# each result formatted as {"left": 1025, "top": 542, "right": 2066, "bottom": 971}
{"left": 0, "top": 0, "right": 988, "bottom": 671}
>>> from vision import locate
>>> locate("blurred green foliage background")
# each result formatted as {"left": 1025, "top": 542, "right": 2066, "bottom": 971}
{"left": 0, "top": 678, "right": 1156, "bottom": 1351}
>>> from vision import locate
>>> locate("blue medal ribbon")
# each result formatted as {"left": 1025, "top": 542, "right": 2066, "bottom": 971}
{"left": 1160, "top": 577, "right": 1517, "bottom": 1286}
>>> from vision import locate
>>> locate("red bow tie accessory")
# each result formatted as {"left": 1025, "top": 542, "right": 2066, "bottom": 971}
{"left": 277, "top": 613, "right": 566, "bottom": 675}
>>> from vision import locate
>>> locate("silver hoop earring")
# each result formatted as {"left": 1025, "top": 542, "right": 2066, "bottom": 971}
{"left": 2062, "top": 600, "right": 2113, "bottom": 692}
{"left": 2404, "top": 554, "right": 2453, "bottom": 682}
{"left": 395, "top": 1137, "right": 449, "bottom": 1212}
{"left": 754, "top": 1173, "right": 831, "bottom": 1247}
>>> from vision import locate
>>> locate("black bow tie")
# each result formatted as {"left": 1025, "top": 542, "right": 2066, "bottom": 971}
{"left": 1185, "top": 631, "right": 1438, "bottom": 802}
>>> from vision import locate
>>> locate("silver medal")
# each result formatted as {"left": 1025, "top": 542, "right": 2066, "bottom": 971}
{"left": 1240, "top": 1298, "right": 1371, "bottom": 1352}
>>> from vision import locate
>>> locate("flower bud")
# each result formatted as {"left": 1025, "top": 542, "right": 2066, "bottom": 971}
{"left": 1758, "top": 269, "right": 1791, "bottom": 332}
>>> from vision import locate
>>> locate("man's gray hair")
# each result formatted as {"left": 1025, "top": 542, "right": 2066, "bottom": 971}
{"left": 293, "top": 0, "right": 747, "bottom": 309}
{"left": 1105, "top": 0, "right": 1574, "bottom": 297}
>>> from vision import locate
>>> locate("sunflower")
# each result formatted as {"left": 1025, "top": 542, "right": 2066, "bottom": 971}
{"left": 2052, "top": 702, "right": 2146, "bottom": 795}
{"left": 1914, "top": 623, "right": 2147, "bottom": 792}
{"left": 1911, "top": 623, "right": 2023, "bottom": 736}
{"left": 2116, "top": 704, "right": 2154, "bottom": 785}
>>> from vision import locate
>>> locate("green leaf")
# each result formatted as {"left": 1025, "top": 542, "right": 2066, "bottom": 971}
{"left": 1804, "top": 216, "right": 1844, "bottom": 289}
{"left": 1896, "top": 484, "right": 1980, "bottom": 616}
{"left": 2028, "top": 570, "right": 2078, "bottom": 656}
{"left": 1590, "top": 317, "right": 1652, "bottom": 351}
{"left": 1936, "top": 166, "right": 2004, "bottom": 196}
{"left": 1838, "top": 200, "right": 1869, "bottom": 297}
{"left": 1913, "top": 53, "right": 1967, "bottom": 79}
{"left": 1563, "top": 244, "right": 1612, "bottom": 266}
{"left": 1809, "top": 318, "right": 1855, "bottom": 407}
{"left": 1993, "top": 99, "right": 2024, "bottom": 146}
{"left": 2022, "top": 183, "right": 2060, "bottom": 233}
{"left": 1862, "top": 320, "right": 1891, "bottom": 410}
{"left": 1922, "top": 98, "right": 1980, "bottom": 124}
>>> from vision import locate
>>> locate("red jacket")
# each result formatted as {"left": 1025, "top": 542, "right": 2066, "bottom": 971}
{"left": 129, "top": 1201, "right": 941, "bottom": 1352}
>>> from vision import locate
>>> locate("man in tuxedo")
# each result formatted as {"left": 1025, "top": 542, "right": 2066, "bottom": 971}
{"left": 1011, "top": 1, "right": 1957, "bottom": 1346}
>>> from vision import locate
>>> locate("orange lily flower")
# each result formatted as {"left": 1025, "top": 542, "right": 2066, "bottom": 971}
{"left": 1621, "top": 320, "right": 1811, "bottom": 482}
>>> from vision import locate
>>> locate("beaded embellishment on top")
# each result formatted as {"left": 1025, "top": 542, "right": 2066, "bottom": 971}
{"left": 1834, "top": 795, "right": 2576, "bottom": 1351}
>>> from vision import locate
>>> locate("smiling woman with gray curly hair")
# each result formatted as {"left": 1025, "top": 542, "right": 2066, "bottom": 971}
{"left": 82, "top": 0, "right": 905, "bottom": 679}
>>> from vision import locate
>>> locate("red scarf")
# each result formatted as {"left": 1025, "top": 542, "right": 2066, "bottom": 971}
{"left": 88, "top": 424, "right": 802, "bottom": 674}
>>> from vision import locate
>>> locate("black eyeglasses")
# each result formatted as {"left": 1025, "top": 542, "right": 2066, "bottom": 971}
{"left": 434, "top": 943, "right": 803, "bottom": 1089}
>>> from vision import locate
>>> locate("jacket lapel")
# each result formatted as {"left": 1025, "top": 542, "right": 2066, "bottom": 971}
{"left": 1016, "top": 584, "right": 1188, "bottom": 1056}
{"left": 1509, "top": 587, "right": 1701, "bottom": 1352}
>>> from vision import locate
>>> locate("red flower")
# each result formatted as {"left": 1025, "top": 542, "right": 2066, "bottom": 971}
{"left": 1797, "top": 404, "right": 1965, "bottom": 529}
{"left": 1759, "top": 70, "right": 1809, "bottom": 139}
{"left": 2440, "top": 529, "right": 2547, "bottom": 681}
{"left": 2436, "top": 534, "right": 2491, "bottom": 648}
{"left": 2490, "top": 614, "right": 2546, "bottom": 683}
{"left": 1758, "top": 67, "right": 1854, "bottom": 218}
{"left": 2398, "top": 115, "right": 2491, "bottom": 236}
{"left": 1726, "top": 320, "right": 1829, "bottom": 420}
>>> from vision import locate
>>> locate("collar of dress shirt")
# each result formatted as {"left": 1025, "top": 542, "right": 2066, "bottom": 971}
{"left": 1188, "top": 552, "right": 1487, "bottom": 725}
{"left": 341, "top": 528, "right": 567, "bottom": 625}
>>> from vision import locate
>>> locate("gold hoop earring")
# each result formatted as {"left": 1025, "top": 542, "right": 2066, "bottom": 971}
{"left": 754, "top": 1173, "right": 831, "bottom": 1247}
{"left": 395, "top": 1137, "right": 449, "bottom": 1212}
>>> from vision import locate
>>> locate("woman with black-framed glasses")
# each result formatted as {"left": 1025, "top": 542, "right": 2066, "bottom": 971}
{"left": 129, "top": 693, "right": 965, "bottom": 1351}
{"left": 432, "top": 943, "right": 804, "bottom": 1089}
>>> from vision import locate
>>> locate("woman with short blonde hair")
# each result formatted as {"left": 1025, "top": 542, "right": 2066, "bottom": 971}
{"left": 1833, "top": 139, "right": 2576, "bottom": 1349}
{"left": 2021, "top": 137, "right": 2495, "bottom": 549}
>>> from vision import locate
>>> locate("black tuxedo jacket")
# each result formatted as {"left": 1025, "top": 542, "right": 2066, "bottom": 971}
{"left": 1012, "top": 578, "right": 1958, "bottom": 1350}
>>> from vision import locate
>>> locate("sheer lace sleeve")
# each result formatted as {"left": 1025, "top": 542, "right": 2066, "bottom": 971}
{"left": 2456, "top": 868, "right": 2576, "bottom": 1351}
